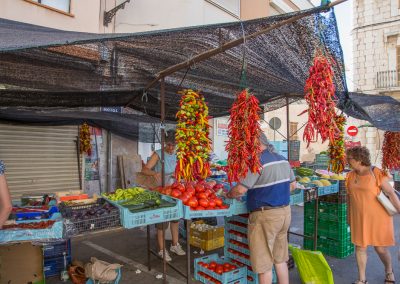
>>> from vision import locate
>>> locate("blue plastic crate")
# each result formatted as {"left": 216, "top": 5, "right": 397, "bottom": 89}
{"left": 394, "top": 171, "right": 400, "bottom": 181}
{"left": 44, "top": 255, "right": 71, "bottom": 277}
{"left": 0, "top": 213, "right": 63, "bottom": 243}
{"left": 290, "top": 191, "right": 304, "bottom": 205}
{"left": 225, "top": 229, "right": 249, "bottom": 245}
{"left": 194, "top": 253, "right": 247, "bottom": 283}
{"left": 247, "top": 268, "right": 277, "bottom": 284}
{"left": 226, "top": 241, "right": 250, "bottom": 255}
{"left": 225, "top": 248, "right": 252, "bottom": 266}
{"left": 182, "top": 204, "right": 231, "bottom": 219}
{"left": 225, "top": 221, "right": 248, "bottom": 235}
{"left": 196, "top": 273, "right": 246, "bottom": 284}
{"left": 14, "top": 206, "right": 59, "bottom": 221}
{"left": 106, "top": 194, "right": 183, "bottom": 229}
{"left": 43, "top": 239, "right": 71, "bottom": 258}
{"left": 318, "top": 180, "right": 339, "bottom": 196}
{"left": 86, "top": 268, "right": 122, "bottom": 284}
{"left": 227, "top": 215, "right": 248, "bottom": 226}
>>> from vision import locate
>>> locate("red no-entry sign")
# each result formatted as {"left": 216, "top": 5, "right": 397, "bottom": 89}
{"left": 347, "top": 126, "right": 358, "bottom": 137}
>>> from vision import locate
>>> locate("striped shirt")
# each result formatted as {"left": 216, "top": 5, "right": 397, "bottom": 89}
{"left": 240, "top": 150, "right": 295, "bottom": 211}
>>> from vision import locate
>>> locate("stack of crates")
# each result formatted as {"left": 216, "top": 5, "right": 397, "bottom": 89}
{"left": 225, "top": 215, "right": 277, "bottom": 284}
{"left": 42, "top": 239, "right": 71, "bottom": 277}
{"left": 289, "top": 140, "right": 301, "bottom": 161}
{"left": 319, "top": 179, "right": 347, "bottom": 204}
{"left": 314, "top": 154, "right": 330, "bottom": 170}
{"left": 303, "top": 200, "right": 354, "bottom": 258}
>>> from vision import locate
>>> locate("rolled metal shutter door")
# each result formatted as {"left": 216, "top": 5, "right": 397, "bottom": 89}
{"left": 0, "top": 123, "right": 80, "bottom": 198}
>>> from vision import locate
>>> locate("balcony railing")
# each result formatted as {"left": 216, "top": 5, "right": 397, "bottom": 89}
{"left": 376, "top": 70, "right": 399, "bottom": 88}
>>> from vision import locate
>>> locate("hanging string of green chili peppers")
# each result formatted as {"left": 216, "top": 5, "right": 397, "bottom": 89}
{"left": 226, "top": 89, "right": 261, "bottom": 183}
{"left": 301, "top": 56, "right": 338, "bottom": 147}
{"left": 328, "top": 114, "right": 346, "bottom": 173}
{"left": 382, "top": 131, "right": 400, "bottom": 172}
{"left": 175, "top": 89, "right": 211, "bottom": 181}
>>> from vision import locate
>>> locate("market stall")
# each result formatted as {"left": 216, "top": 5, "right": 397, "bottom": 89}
{"left": 1, "top": 0, "right": 400, "bottom": 282}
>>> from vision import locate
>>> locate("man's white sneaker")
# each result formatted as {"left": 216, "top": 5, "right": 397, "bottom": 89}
{"left": 158, "top": 249, "right": 172, "bottom": 262}
{"left": 170, "top": 243, "right": 186, "bottom": 256}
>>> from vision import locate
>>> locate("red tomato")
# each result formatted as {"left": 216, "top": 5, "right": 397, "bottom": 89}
{"left": 215, "top": 198, "right": 223, "bottom": 206}
{"left": 223, "top": 267, "right": 230, "bottom": 272}
{"left": 165, "top": 188, "right": 172, "bottom": 196}
{"left": 231, "top": 265, "right": 237, "bottom": 270}
{"left": 198, "top": 198, "right": 209, "bottom": 208}
{"left": 195, "top": 184, "right": 205, "bottom": 193}
{"left": 196, "top": 192, "right": 207, "bottom": 199}
{"left": 208, "top": 199, "right": 216, "bottom": 208}
{"left": 195, "top": 206, "right": 205, "bottom": 210}
{"left": 171, "top": 189, "right": 181, "bottom": 198}
{"left": 177, "top": 183, "right": 185, "bottom": 192}
{"left": 223, "top": 263, "right": 231, "bottom": 269}
{"left": 209, "top": 262, "right": 217, "bottom": 269}
{"left": 219, "top": 204, "right": 229, "bottom": 209}
{"left": 203, "top": 263, "right": 209, "bottom": 269}
{"left": 180, "top": 193, "right": 190, "bottom": 204}
{"left": 204, "top": 189, "right": 213, "bottom": 197}
{"left": 186, "top": 187, "right": 195, "bottom": 197}
{"left": 187, "top": 197, "right": 198, "bottom": 208}
{"left": 215, "top": 268, "right": 223, "bottom": 275}
{"left": 216, "top": 264, "right": 224, "bottom": 271}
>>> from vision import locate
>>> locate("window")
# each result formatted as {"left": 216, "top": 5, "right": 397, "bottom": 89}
{"left": 289, "top": 122, "right": 299, "bottom": 140}
{"left": 30, "top": 0, "right": 71, "bottom": 13}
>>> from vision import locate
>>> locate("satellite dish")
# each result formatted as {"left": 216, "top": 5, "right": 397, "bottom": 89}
{"left": 269, "top": 117, "right": 281, "bottom": 130}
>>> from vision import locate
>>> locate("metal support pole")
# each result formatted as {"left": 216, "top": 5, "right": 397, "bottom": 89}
{"left": 107, "top": 131, "right": 112, "bottom": 193}
{"left": 147, "top": 225, "right": 151, "bottom": 271}
{"left": 160, "top": 77, "right": 167, "bottom": 284}
{"left": 186, "top": 219, "right": 192, "bottom": 284}
{"left": 286, "top": 95, "right": 290, "bottom": 161}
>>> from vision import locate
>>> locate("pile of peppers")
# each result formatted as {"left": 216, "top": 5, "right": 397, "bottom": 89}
{"left": 382, "top": 131, "right": 400, "bottom": 171}
{"left": 226, "top": 89, "right": 261, "bottom": 183}
{"left": 79, "top": 123, "right": 91, "bottom": 156}
{"left": 175, "top": 90, "right": 211, "bottom": 181}
{"left": 302, "top": 56, "right": 338, "bottom": 147}
{"left": 328, "top": 114, "right": 346, "bottom": 173}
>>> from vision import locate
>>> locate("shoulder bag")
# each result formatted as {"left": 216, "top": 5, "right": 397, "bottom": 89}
{"left": 371, "top": 167, "right": 399, "bottom": 216}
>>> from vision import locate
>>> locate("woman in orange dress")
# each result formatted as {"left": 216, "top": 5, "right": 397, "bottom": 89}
{"left": 346, "top": 146, "right": 400, "bottom": 284}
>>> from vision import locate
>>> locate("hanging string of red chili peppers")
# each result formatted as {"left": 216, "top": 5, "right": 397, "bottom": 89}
{"left": 175, "top": 89, "right": 211, "bottom": 181}
{"left": 301, "top": 56, "right": 338, "bottom": 147}
{"left": 79, "top": 123, "right": 92, "bottom": 156}
{"left": 226, "top": 89, "right": 262, "bottom": 183}
{"left": 328, "top": 114, "right": 346, "bottom": 173}
{"left": 382, "top": 131, "right": 400, "bottom": 172}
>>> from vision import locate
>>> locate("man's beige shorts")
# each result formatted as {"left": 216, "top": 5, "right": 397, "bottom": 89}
{"left": 248, "top": 206, "right": 291, "bottom": 273}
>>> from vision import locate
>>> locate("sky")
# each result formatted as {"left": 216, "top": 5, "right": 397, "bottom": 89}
{"left": 311, "top": 0, "right": 354, "bottom": 91}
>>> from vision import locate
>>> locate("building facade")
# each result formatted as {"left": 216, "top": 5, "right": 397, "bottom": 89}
{"left": 353, "top": 0, "right": 400, "bottom": 100}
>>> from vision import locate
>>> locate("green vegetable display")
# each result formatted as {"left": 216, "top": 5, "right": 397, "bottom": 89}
{"left": 102, "top": 187, "right": 145, "bottom": 201}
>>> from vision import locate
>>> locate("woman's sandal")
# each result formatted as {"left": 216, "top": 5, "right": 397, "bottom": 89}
{"left": 352, "top": 280, "right": 368, "bottom": 284}
{"left": 384, "top": 271, "right": 395, "bottom": 284}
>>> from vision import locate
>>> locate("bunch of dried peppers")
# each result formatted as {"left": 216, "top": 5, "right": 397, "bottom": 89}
{"left": 226, "top": 89, "right": 261, "bottom": 183}
{"left": 175, "top": 90, "right": 211, "bottom": 181}
{"left": 302, "top": 56, "right": 338, "bottom": 147}
{"left": 328, "top": 114, "right": 346, "bottom": 173}
{"left": 79, "top": 123, "right": 91, "bottom": 156}
{"left": 382, "top": 131, "right": 400, "bottom": 171}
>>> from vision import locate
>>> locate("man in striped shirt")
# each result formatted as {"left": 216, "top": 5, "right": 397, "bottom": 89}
{"left": 226, "top": 133, "right": 296, "bottom": 284}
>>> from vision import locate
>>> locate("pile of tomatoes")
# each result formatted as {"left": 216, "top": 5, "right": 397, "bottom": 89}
{"left": 227, "top": 248, "right": 250, "bottom": 260}
{"left": 229, "top": 239, "right": 249, "bottom": 250}
{"left": 198, "top": 260, "right": 238, "bottom": 275}
{"left": 156, "top": 180, "right": 229, "bottom": 211}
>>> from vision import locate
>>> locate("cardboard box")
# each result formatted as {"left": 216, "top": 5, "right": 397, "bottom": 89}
{"left": 0, "top": 242, "right": 45, "bottom": 284}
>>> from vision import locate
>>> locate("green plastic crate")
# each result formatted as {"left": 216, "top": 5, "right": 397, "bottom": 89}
{"left": 304, "top": 237, "right": 354, "bottom": 259}
{"left": 305, "top": 201, "right": 347, "bottom": 222}
{"left": 304, "top": 220, "right": 351, "bottom": 241}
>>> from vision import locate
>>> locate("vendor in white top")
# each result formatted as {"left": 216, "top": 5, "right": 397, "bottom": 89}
{"left": 141, "top": 131, "right": 185, "bottom": 261}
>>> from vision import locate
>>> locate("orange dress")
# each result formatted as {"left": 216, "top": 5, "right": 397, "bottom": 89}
{"left": 346, "top": 167, "right": 394, "bottom": 247}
